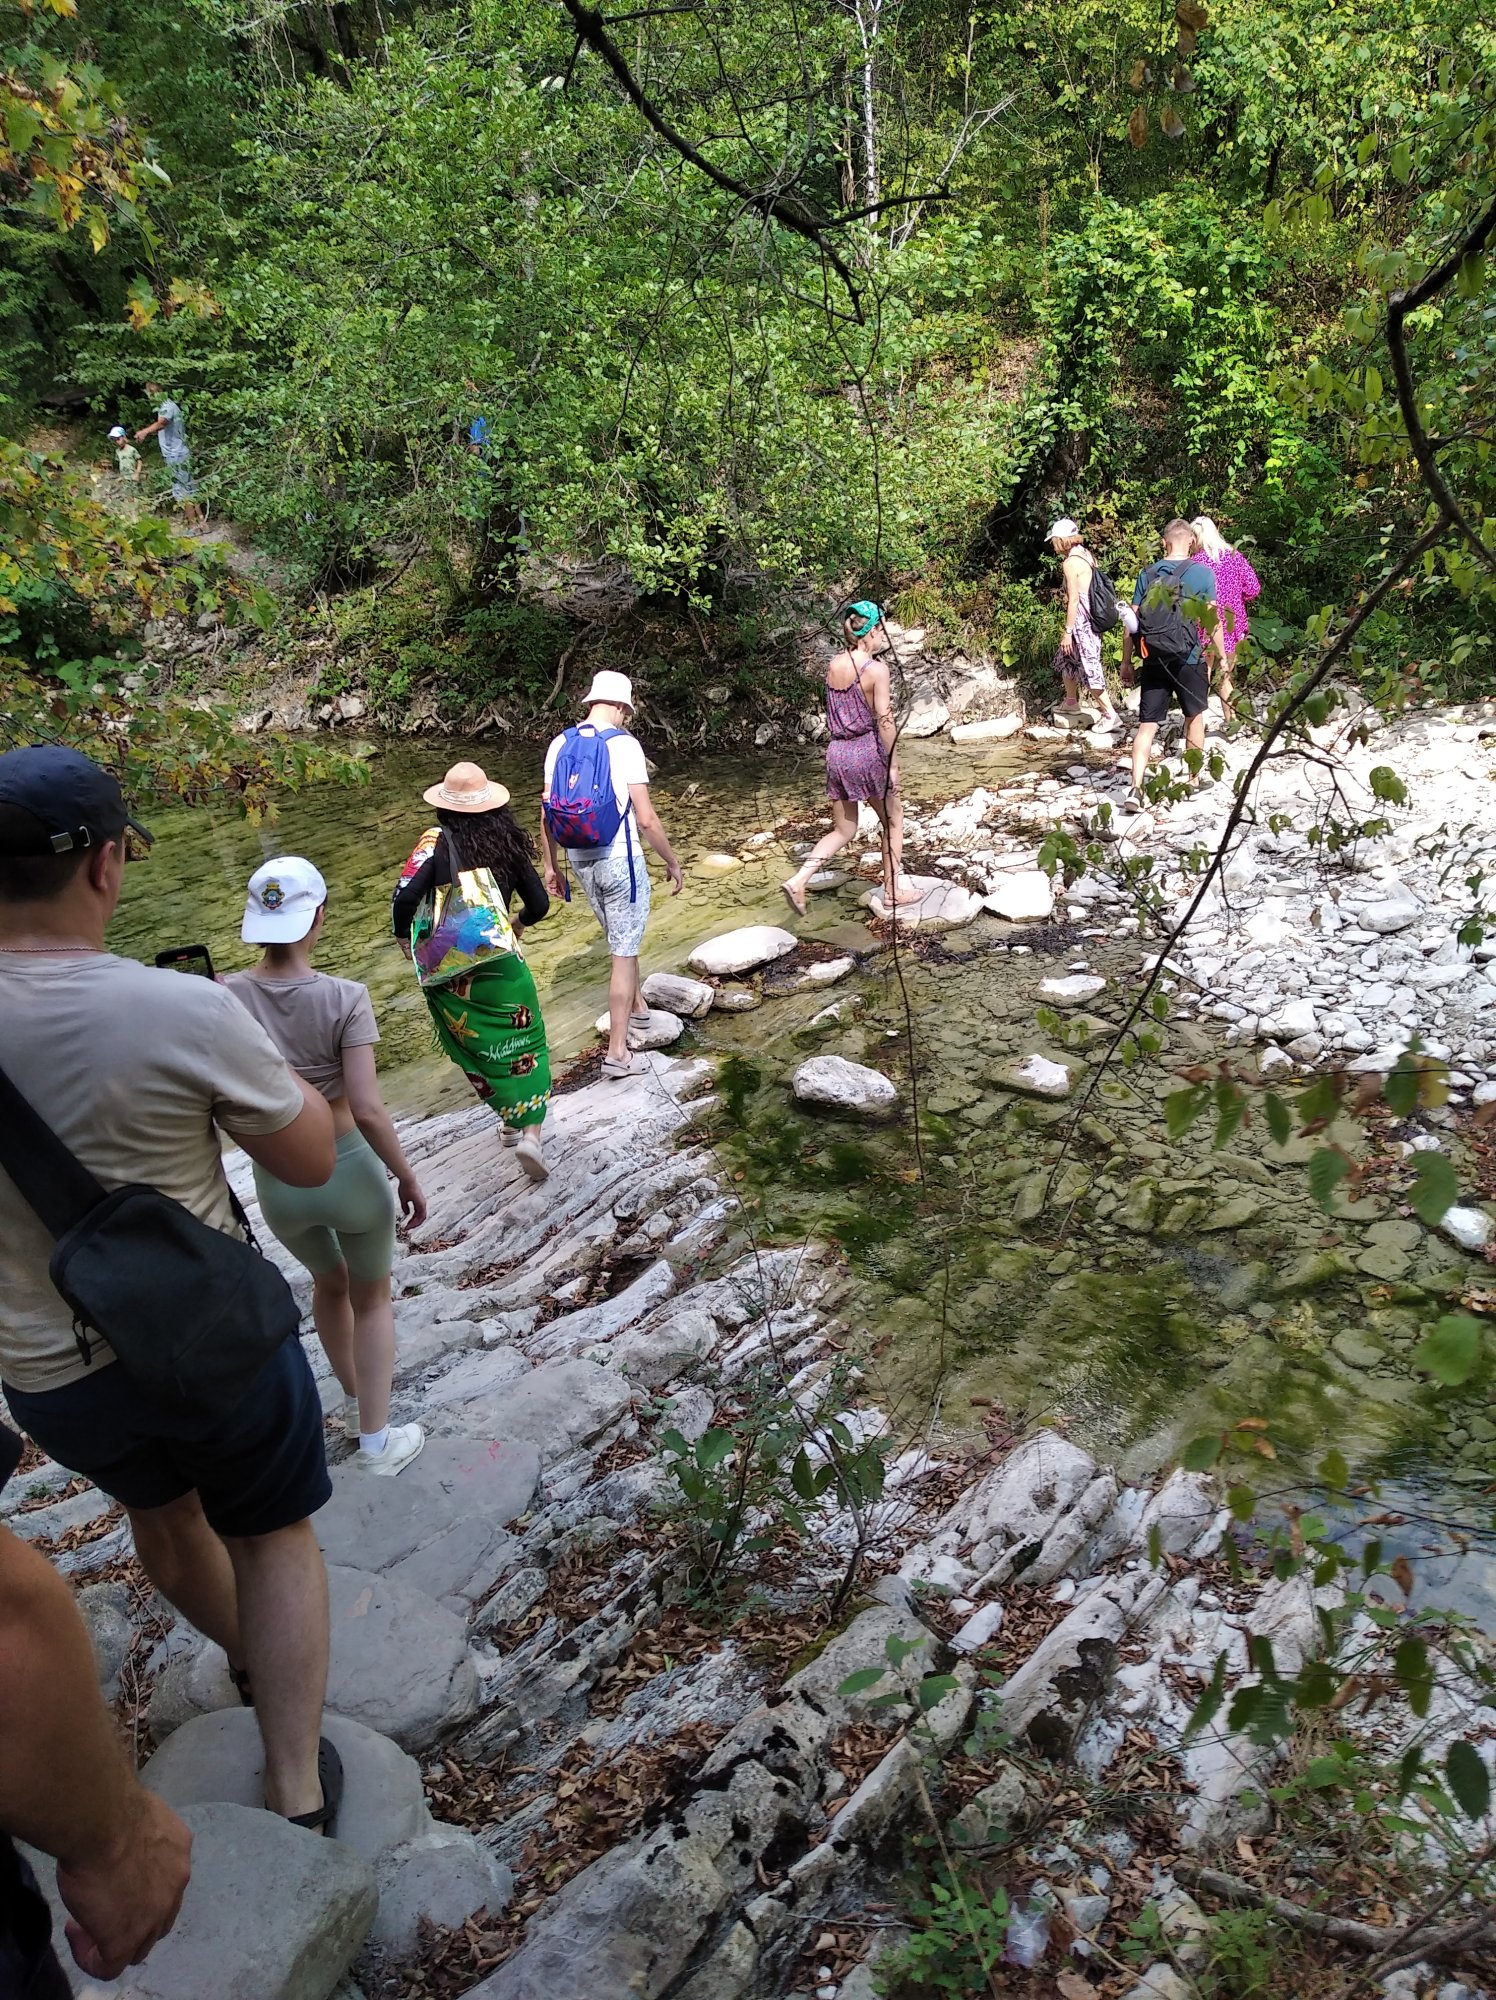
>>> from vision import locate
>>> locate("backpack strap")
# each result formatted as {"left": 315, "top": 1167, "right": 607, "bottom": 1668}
{"left": 0, "top": 1062, "right": 107, "bottom": 1241}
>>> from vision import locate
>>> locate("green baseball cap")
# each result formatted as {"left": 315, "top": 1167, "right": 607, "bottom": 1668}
{"left": 843, "top": 600, "right": 883, "bottom": 638}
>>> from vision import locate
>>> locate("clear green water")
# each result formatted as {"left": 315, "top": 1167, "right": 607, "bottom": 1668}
{"left": 107, "top": 733, "right": 1495, "bottom": 1616}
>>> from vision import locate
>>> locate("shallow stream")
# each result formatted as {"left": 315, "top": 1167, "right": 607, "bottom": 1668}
{"left": 110, "top": 733, "right": 1495, "bottom": 1617}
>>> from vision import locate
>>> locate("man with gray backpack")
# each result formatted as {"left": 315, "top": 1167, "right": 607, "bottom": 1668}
{"left": 0, "top": 746, "right": 345, "bottom": 1840}
{"left": 1120, "top": 517, "right": 1229, "bottom": 802}
{"left": 540, "top": 672, "right": 684, "bottom": 1079}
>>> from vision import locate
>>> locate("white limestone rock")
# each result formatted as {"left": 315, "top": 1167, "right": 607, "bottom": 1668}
{"left": 1439, "top": 1205, "right": 1492, "bottom": 1252}
{"left": 993, "top": 1053, "right": 1077, "bottom": 1100}
{"left": 641, "top": 972, "right": 715, "bottom": 1018}
{"left": 983, "top": 871, "right": 1054, "bottom": 923}
{"left": 1038, "top": 973, "right": 1105, "bottom": 1005}
{"left": 792, "top": 1055, "right": 900, "bottom": 1119}
{"left": 596, "top": 1006, "right": 684, "bottom": 1050}
{"left": 866, "top": 875, "right": 983, "bottom": 929}
{"left": 950, "top": 714, "right": 1023, "bottom": 743}
{"left": 687, "top": 926, "right": 796, "bottom": 976}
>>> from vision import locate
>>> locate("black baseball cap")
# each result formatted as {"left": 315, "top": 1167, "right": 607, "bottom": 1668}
{"left": 0, "top": 745, "right": 153, "bottom": 857}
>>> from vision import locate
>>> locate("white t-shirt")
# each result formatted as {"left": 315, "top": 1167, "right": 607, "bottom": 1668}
{"left": 0, "top": 953, "right": 305, "bottom": 1393}
{"left": 543, "top": 726, "right": 649, "bottom": 857}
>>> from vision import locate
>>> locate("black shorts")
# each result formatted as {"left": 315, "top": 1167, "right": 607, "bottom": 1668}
{"left": 3, "top": 1339, "right": 330, "bottom": 1539}
{"left": 1138, "top": 656, "right": 1209, "bottom": 723}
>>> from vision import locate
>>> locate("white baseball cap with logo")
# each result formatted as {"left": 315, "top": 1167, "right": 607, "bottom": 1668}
{"left": 241, "top": 855, "right": 328, "bottom": 944}
{"left": 108, "top": 425, "right": 127, "bottom": 440}
{"left": 1045, "top": 517, "right": 1080, "bottom": 543}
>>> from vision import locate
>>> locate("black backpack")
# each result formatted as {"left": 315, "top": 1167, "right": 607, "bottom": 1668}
{"left": 1084, "top": 554, "right": 1122, "bottom": 633}
{"left": 1135, "top": 558, "right": 1200, "bottom": 668}
{"left": 0, "top": 1064, "right": 302, "bottom": 1424}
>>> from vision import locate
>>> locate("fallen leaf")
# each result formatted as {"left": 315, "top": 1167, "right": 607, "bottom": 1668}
{"left": 1058, "top": 1974, "right": 1101, "bottom": 2000}
{"left": 1390, "top": 1554, "right": 1415, "bottom": 1597}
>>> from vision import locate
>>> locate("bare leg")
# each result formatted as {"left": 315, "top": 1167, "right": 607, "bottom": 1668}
{"left": 782, "top": 801, "right": 858, "bottom": 912}
{"left": 311, "top": 1263, "right": 355, "bottom": 1398}
{"left": 221, "top": 1520, "right": 329, "bottom": 1820}
{"left": 127, "top": 1491, "right": 243, "bottom": 1665}
{"left": 868, "top": 793, "right": 916, "bottom": 904}
{"left": 1185, "top": 711, "right": 1207, "bottom": 774}
{"left": 1130, "top": 721, "right": 1159, "bottom": 794}
{"left": 1060, "top": 670, "right": 1080, "bottom": 710}
{"left": 607, "top": 954, "right": 638, "bottom": 1063}
{"left": 348, "top": 1274, "right": 396, "bottom": 1436}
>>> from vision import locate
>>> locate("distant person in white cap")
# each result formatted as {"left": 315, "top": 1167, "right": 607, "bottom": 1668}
{"left": 225, "top": 856, "right": 428, "bottom": 1478}
{"left": 107, "top": 425, "right": 141, "bottom": 511}
{"left": 541, "top": 672, "right": 683, "bottom": 1079}
{"left": 1046, "top": 518, "right": 1121, "bottom": 728}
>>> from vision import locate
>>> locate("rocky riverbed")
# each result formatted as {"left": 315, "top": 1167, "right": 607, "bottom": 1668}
{"left": 6, "top": 1031, "right": 1493, "bottom": 2000}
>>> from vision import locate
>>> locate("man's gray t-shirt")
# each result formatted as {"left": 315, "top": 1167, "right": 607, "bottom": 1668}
{"left": 155, "top": 398, "right": 189, "bottom": 463}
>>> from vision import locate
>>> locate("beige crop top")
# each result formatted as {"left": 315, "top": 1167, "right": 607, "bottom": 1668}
{"left": 222, "top": 970, "right": 379, "bottom": 1101}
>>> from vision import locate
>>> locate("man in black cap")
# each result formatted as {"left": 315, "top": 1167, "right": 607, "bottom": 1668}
{"left": 1, "top": 1421, "right": 191, "bottom": 1991}
{"left": 0, "top": 746, "right": 342, "bottom": 1838}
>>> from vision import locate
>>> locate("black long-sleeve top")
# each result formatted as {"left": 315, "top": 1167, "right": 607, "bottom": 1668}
{"left": 391, "top": 838, "right": 550, "bottom": 941}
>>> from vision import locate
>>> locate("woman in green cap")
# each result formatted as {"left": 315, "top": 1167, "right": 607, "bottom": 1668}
{"left": 782, "top": 601, "right": 914, "bottom": 915}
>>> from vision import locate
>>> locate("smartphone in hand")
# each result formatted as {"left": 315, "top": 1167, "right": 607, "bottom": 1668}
{"left": 155, "top": 944, "right": 215, "bottom": 979}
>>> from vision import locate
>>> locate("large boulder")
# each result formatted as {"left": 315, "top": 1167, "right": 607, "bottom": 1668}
{"left": 594, "top": 1007, "right": 683, "bottom": 1050}
{"left": 324, "top": 1564, "right": 479, "bottom": 1751}
{"left": 792, "top": 1055, "right": 899, "bottom": 1119}
{"left": 640, "top": 972, "right": 715, "bottom": 1018}
{"left": 687, "top": 926, "right": 796, "bottom": 977}
{"left": 371, "top": 1830, "right": 515, "bottom": 1955}
{"left": 142, "top": 1708, "right": 431, "bottom": 1866}
{"left": 984, "top": 872, "right": 1055, "bottom": 922}
{"left": 27, "top": 1802, "right": 374, "bottom": 2000}
{"left": 866, "top": 877, "right": 983, "bottom": 930}
{"left": 315, "top": 1436, "right": 540, "bottom": 1610}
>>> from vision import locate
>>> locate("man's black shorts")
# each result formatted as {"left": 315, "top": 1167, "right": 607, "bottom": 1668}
{"left": 1138, "top": 656, "right": 1209, "bottom": 723}
{"left": 4, "top": 1339, "right": 330, "bottom": 1538}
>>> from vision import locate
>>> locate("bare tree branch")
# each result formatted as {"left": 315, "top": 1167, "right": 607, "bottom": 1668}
{"left": 1386, "top": 194, "right": 1496, "bottom": 578}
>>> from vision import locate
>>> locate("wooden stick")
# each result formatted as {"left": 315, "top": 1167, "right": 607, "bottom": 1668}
{"left": 1176, "top": 1861, "right": 1491, "bottom": 1967}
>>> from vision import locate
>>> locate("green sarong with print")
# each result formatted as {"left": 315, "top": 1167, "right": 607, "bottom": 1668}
{"left": 424, "top": 955, "right": 550, "bottom": 1129}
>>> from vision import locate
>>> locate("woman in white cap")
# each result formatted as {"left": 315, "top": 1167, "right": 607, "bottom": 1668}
{"left": 393, "top": 761, "right": 554, "bottom": 1165}
{"left": 540, "top": 673, "right": 684, "bottom": 1079}
{"left": 1046, "top": 518, "right": 1121, "bottom": 728}
{"left": 226, "top": 857, "right": 428, "bottom": 1477}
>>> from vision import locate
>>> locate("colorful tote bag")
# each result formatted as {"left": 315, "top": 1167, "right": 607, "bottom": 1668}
{"left": 405, "top": 829, "right": 519, "bottom": 989}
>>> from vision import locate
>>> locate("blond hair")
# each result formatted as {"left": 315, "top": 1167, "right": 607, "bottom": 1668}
{"left": 1052, "top": 533, "right": 1084, "bottom": 556}
{"left": 1190, "top": 515, "right": 1229, "bottom": 559}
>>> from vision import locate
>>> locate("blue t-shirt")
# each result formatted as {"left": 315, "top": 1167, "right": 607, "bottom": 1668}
{"left": 1134, "top": 557, "right": 1215, "bottom": 664}
{"left": 468, "top": 415, "right": 490, "bottom": 449}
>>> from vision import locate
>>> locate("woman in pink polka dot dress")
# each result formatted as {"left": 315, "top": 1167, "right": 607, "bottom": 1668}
{"left": 1190, "top": 516, "right": 1260, "bottom": 708}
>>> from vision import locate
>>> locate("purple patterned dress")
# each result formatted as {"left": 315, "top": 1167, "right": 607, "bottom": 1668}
{"left": 825, "top": 661, "right": 891, "bottom": 802}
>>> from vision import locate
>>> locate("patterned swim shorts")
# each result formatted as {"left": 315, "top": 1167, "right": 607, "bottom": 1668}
{"left": 569, "top": 836, "right": 651, "bottom": 958}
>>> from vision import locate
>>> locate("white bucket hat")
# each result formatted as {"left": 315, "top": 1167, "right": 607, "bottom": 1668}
{"left": 583, "top": 670, "right": 634, "bottom": 711}
{"left": 1045, "top": 517, "right": 1080, "bottom": 543}
{"left": 242, "top": 855, "right": 328, "bottom": 944}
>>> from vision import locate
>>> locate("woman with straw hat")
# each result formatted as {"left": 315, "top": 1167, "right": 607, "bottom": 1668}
{"left": 392, "top": 760, "right": 554, "bottom": 1179}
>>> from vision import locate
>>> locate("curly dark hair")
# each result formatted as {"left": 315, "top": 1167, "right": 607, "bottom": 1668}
{"left": 436, "top": 804, "right": 536, "bottom": 880}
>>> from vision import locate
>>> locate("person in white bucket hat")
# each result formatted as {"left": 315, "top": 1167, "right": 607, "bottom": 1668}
{"left": 225, "top": 856, "right": 429, "bottom": 1478}
{"left": 541, "top": 674, "right": 684, "bottom": 1079}
{"left": 1045, "top": 518, "right": 1122, "bottom": 728}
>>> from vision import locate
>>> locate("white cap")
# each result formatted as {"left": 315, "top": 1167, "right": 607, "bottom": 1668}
{"left": 108, "top": 426, "right": 127, "bottom": 440}
{"left": 241, "top": 855, "right": 327, "bottom": 944}
{"left": 583, "top": 670, "right": 634, "bottom": 710}
{"left": 1046, "top": 517, "right": 1080, "bottom": 542}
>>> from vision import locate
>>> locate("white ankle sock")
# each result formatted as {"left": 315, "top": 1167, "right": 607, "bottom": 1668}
{"left": 359, "top": 1426, "right": 390, "bottom": 1456}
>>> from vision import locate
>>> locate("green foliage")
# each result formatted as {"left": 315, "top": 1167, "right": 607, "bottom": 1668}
{"left": 872, "top": 1870, "right": 1008, "bottom": 1996}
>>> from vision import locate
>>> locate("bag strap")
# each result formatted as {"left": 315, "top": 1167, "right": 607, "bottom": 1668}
{"left": 0, "top": 1061, "right": 107, "bottom": 1241}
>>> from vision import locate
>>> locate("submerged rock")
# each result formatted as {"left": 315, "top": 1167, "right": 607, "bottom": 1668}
{"left": 792, "top": 1055, "right": 899, "bottom": 1118}
{"left": 993, "top": 1053, "right": 1077, "bottom": 1100}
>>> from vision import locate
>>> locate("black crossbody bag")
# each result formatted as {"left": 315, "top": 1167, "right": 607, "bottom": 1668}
{"left": 0, "top": 1063, "right": 301, "bottom": 1423}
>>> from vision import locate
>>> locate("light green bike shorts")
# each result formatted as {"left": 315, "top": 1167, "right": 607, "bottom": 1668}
{"left": 252, "top": 1126, "right": 396, "bottom": 1283}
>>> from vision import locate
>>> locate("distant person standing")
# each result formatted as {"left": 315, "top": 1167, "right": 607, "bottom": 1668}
{"left": 1189, "top": 516, "right": 1259, "bottom": 708}
{"left": 226, "top": 857, "right": 428, "bottom": 1478}
{"left": 541, "top": 673, "right": 683, "bottom": 1080}
{"left": 395, "top": 763, "right": 555, "bottom": 1172}
{"left": 1120, "top": 519, "right": 1228, "bottom": 802}
{"left": 134, "top": 384, "right": 201, "bottom": 527}
{"left": 781, "top": 601, "right": 915, "bottom": 917}
{"left": 1045, "top": 518, "right": 1122, "bottom": 728}
{"left": 107, "top": 425, "right": 141, "bottom": 513}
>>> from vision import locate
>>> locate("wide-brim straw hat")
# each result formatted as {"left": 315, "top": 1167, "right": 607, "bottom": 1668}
{"left": 421, "top": 760, "right": 511, "bottom": 812}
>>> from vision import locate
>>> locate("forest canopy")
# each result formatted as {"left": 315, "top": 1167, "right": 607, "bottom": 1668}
{"left": 2, "top": 0, "right": 1493, "bottom": 710}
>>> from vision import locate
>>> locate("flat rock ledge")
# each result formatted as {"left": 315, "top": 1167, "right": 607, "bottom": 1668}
{"left": 20, "top": 1055, "right": 1489, "bottom": 2000}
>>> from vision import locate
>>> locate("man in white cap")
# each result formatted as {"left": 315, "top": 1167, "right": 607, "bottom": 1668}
{"left": 107, "top": 426, "right": 141, "bottom": 514}
{"left": 541, "top": 672, "right": 683, "bottom": 1078}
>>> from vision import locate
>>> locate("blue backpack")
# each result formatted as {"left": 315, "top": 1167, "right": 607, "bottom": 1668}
{"left": 543, "top": 724, "right": 637, "bottom": 897}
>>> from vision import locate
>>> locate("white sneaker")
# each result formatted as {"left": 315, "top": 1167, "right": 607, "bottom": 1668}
{"left": 515, "top": 1127, "right": 549, "bottom": 1183}
{"left": 357, "top": 1422, "right": 425, "bottom": 1477}
{"left": 337, "top": 1396, "right": 359, "bottom": 1442}
{"left": 500, "top": 1128, "right": 521, "bottom": 1149}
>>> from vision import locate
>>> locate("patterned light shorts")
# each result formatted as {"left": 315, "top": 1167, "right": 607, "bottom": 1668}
{"left": 570, "top": 837, "right": 651, "bottom": 958}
